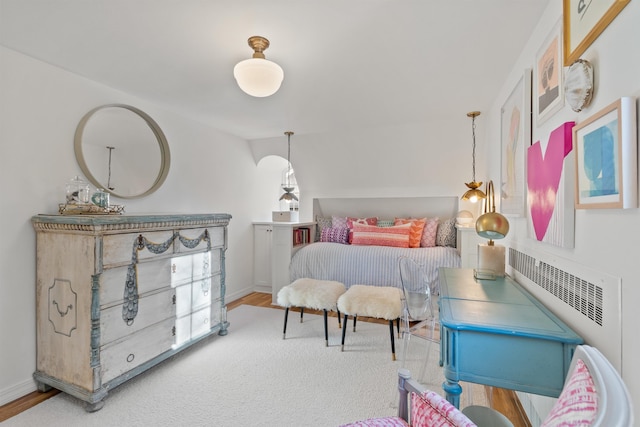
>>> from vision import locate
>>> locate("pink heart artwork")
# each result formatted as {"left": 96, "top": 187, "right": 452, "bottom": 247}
{"left": 527, "top": 122, "right": 574, "bottom": 241}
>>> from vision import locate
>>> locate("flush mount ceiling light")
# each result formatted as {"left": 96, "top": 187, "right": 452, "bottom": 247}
{"left": 279, "top": 131, "right": 298, "bottom": 202}
{"left": 233, "top": 36, "right": 284, "bottom": 97}
{"left": 461, "top": 111, "right": 487, "bottom": 203}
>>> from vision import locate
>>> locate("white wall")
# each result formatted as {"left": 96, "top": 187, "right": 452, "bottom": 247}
{"left": 482, "top": 0, "right": 640, "bottom": 419}
{"left": 250, "top": 118, "right": 486, "bottom": 219}
{"left": 0, "top": 46, "right": 260, "bottom": 404}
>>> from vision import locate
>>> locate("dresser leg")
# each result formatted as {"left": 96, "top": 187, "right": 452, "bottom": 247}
{"left": 35, "top": 380, "right": 52, "bottom": 393}
{"left": 84, "top": 399, "right": 105, "bottom": 412}
{"left": 443, "top": 379, "right": 463, "bottom": 408}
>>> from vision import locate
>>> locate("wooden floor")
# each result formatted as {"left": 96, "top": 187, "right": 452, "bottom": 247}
{"left": 0, "top": 292, "right": 530, "bottom": 426}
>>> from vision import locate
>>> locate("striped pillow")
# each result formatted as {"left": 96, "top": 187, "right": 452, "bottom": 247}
{"left": 394, "top": 218, "right": 426, "bottom": 248}
{"left": 540, "top": 359, "right": 598, "bottom": 427}
{"left": 351, "top": 223, "right": 411, "bottom": 248}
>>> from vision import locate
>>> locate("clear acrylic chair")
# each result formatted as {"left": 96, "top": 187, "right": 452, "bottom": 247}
{"left": 398, "top": 257, "right": 437, "bottom": 381}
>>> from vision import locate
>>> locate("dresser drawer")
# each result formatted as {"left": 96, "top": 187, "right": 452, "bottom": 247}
{"left": 101, "top": 287, "right": 175, "bottom": 345}
{"left": 101, "top": 317, "right": 175, "bottom": 384}
{"left": 100, "top": 259, "right": 172, "bottom": 306}
{"left": 175, "top": 227, "right": 225, "bottom": 254}
{"left": 192, "top": 274, "right": 220, "bottom": 312}
{"left": 103, "top": 231, "right": 175, "bottom": 267}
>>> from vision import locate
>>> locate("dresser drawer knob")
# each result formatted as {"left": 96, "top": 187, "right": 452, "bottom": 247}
{"left": 126, "top": 353, "right": 135, "bottom": 363}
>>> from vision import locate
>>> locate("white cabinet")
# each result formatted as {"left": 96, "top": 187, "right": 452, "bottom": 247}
{"left": 455, "top": 225, "right": 485, "bottom": 269}
{"left": 31, "top": 213, "right": 230, "bottom": 411}
{"left": 253, "top": 221, "right": 315, "bottom": 303}
{"left": 252, "top": 223, "right": 273, "bottom": 293}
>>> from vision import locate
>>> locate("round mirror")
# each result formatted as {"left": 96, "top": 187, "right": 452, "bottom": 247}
{"left": 74, "top": 104, "right": 170, "bottom": 199}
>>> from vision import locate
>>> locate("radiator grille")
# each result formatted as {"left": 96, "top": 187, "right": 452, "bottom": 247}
{"left": 509, "top": 247, "right": 603, "bottom": 326}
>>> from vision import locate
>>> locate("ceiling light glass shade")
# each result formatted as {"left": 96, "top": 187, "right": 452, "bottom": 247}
{"left": 233, "top": 58, "right": 284, "bottom": 97}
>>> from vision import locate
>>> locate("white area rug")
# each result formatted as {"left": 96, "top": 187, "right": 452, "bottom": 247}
{"left": 3, "top": 305, "right": 484, "bottom": 426}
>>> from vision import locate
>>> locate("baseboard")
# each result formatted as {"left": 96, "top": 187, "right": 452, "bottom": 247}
{"left": 1, "top": 379, "right": 36, "bottom": 407}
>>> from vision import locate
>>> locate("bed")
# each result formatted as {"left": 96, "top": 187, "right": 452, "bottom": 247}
{"left": 289, "top": 196, "right": 462, "bottom": 294}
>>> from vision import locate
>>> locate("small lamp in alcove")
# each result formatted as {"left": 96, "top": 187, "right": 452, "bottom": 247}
{"left": 475, "top": 180, "right": 509, "bottom": 278}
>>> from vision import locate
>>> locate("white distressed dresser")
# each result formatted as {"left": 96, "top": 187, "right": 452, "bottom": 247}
{"left": 31, "top": 213, "right": 231, "bottom": 411}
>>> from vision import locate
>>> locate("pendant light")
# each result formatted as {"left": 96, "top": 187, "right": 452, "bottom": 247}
{"left": 233, "top": 36, "right": 284, "bottom": 97}
{"left": 461, "top": 111, "right": 486, "bottom": 203}
{"left": 279, "top": 131, "right": 298, "bottom": 202}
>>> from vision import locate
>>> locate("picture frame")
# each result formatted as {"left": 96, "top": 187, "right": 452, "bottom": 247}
{"left": 573, "top": 97, "right": 637, "bottom": 209}
{"left": 563, "top": 0, "right": 631, "bottom": 66}
{"left": 535, "top": 21, "right": 564, "bottom": 126}
{"left": 500, "top": 69, "right": 532, "bottom": 217}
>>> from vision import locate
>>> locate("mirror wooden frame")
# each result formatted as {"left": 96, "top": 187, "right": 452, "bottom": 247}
{"left": 74, "top": 104, "right": 170, "bottom": 199}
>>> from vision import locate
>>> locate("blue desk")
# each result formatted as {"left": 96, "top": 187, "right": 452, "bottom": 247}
{"left": 438, "top": 268, "right": 583, "bottom": 408}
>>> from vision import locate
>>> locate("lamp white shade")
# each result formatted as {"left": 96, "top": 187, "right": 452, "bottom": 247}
{"left": 233, "top": 58, "right": 284, "bottom": 97}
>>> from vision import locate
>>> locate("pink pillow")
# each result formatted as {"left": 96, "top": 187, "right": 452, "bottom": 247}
{"left": 394, "top": 218, "right": 426, "bottom": 248}
{"left": 420, "top": 217, "right": 440, "bottom": 248}
{"left": 339, "top": 417, "right": 409, "bottom": 427}
{"left": 411, "top": 391, "right": 476, "bottom": 427}
{"left": 351, "top": 223, "right": 411, "bottom": 248}
{"left": 540, "top": 359, "right": 598, "bottom": 427}
{"left": 347, "top": 217, "right": 378, "bottom": 243}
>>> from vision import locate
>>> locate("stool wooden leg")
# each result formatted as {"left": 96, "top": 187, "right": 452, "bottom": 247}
{"left": 300, "top": 307, "right": 304, "bottom": 323}
{"left": 341, "top": 313, "right": 348, "bottom": 352}
{"left": 353, "top": 315, "right": 357, "bottom": 332}
{"left": 389, "top": 320, "right": 396, "bottom": 361}
{"left": 337, "top": 310, "right": 342, "bottom": 328}
{"left": 283, "top": 307, "right": 290, "bottom": 339}
{"left": 323, "top": 309, "right": 329, "bottom": 347}
{"left": 396, "top": 318, "right": 401, "bottom": 338}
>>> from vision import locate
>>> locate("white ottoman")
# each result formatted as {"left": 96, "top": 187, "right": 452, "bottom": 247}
{"left": 337, "top": 285, "right": 403, "bottom": 360}
{"left": 277, "top": 278, "right": 346, "bottom": 346}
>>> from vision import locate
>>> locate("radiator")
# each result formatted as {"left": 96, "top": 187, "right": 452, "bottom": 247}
{"left": 507, "top": 241, "right": 622, "bottom": 425}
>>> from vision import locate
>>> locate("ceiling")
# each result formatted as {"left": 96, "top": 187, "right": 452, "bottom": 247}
{"left": 0, "top": 0, "right": 548, "bottom": 141}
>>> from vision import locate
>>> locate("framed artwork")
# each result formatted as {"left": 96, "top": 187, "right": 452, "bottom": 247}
{"left": 535, "top": 21, "right": 564, "bottom": 126}
{"left": 563, "top": 0, "right": 631, "bottom": 66}
{"left": 527, "top": 122, "right": 575, "bottom": 248}
{"left": 500, "top": 69, "right": 532, "bottom": 217}
{"left": 573, "top": 97, "right": 637, "bottom": 209}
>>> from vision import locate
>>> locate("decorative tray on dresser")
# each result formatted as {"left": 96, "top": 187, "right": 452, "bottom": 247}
{"left": 31, "top": 213, "right": 232, "bottom": 411}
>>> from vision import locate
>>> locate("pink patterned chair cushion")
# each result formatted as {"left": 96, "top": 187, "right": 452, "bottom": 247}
{"left": 411, "top": 391, "right": 477, "bottom": 427}
{"left": 339, "top": 416, "right": 409, "bottom": 427}
{"left": 540, "top": 359, "right": 598, "bottom": 427}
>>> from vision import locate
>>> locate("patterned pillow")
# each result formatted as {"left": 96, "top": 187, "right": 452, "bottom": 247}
{"left": 377, "top": 219, "right": 394, "bottom": 228}
{"left": 394, "top": 218, "right": 426, "bottom": 248}
{"left": 351, "top": 223, "right": 411, "bottom": 248}
{"left": 332, "top": 215, "right": 349, "bottom": 229}
{"left": 339, "top": 417, "right": 409, "bottom": 427}
{"left": 436, "top": 218, "right": 456, "bottom": 247}
{"left": 320, "top": 226, "right": 349, "bottom": 244}
{"left": 540, "top": 359, "right": 598, "bottom": 427}
{"left": 411, "top": 391, "right": 476, "bottom": 427}
{"left": 420, "top": 217, "right": 440, "bottom": 248}
{"left": 315, "top": 216, "right": 333, "bottom": 242}
{"left": 347, "top": 217, "right": 378, "bottom": 243}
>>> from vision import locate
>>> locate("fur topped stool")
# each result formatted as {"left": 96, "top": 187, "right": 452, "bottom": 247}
{"left": 277, "top": 278, "right": 346, "bottom": 346}
{"left": 337, "top": 285, "right": 403, "bottom": 360}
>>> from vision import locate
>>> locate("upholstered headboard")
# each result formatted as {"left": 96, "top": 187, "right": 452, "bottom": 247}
{"left": 312, "top": 196, "right": 459, "bottom": 220}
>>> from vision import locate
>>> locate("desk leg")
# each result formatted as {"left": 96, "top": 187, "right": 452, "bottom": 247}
{"left": 442, "top": 380, "right": 463, "bottom": 408}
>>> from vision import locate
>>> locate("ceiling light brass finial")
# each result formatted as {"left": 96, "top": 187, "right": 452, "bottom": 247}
{"left": 248, "top": 36, "right": 270, "bottom": 59}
